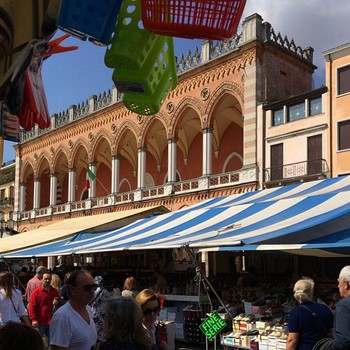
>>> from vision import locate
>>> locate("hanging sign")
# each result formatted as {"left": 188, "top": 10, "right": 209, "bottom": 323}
{"left": 199, "top": 311, "right": 227, "bottom": 340}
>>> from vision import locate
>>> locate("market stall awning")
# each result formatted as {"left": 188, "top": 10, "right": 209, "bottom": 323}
{"left": 199, "top": 228, "right": 350, "bottom": 258}
{"left": 5, "top": 176, "right": 350, "bottom": 257}
{"left": 0, "top": 206, "right": 168, "bottom": 256}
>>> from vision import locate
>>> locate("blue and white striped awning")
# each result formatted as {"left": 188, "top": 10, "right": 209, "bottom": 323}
{"left": 4, "top": 176, "right": 350, "bottom": 258}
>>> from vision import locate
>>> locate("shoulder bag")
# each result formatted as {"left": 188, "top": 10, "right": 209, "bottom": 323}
{"left": 299, "top": 304, "right": 334, "bottom": 350}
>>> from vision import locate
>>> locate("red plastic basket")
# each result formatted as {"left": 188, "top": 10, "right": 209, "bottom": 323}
{"left": 141, "top": 0, "right": 247, "bottom": 40}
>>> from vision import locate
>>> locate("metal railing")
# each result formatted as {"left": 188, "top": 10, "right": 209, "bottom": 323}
{"left": 264, "top": 159, "right": 329, "bottom": 184}
{"left": 0, "top": 197, "right": 14, "bottom": 207}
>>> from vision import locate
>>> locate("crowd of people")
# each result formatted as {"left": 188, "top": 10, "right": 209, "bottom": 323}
{"left": 1, "top": 264, "right": 350, "bottom": 349}
{"left": 0, "top": 266, "right": 169, "bottom": 350}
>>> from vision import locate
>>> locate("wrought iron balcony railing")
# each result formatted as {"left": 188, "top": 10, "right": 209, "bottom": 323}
{"left": 0, "top": 197, "right": 14, "bottom": 207}
{"left": 264, "top": 159, "right": 329, "bottom": 186}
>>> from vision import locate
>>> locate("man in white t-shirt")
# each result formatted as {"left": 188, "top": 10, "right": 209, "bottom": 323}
{"left": 50, "top": 270, "right": 97, "bottom": 350}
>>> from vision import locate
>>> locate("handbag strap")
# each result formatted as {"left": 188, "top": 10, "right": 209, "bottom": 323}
{"left": 9, "top": 294, "right": 20, "bottom": 318}
{"left": 300, "top": 304, "right": 328, "bottom": 335}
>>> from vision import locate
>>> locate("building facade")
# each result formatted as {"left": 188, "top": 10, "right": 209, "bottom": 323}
{"left": 324, "top": 42, "right": 350, "bottom": 178}
{"left": 0, "top": 160, "right": 15, "bottom": 237}
{"left": 12, "top": 14, "right": 316, "bottom": 233}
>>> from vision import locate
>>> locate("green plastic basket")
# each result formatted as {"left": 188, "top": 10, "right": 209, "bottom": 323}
{"left": 104, "top": 0, "right": 160, "bottom": 70}
{"left": 123, "top": 64, "right": 177, "bottom": 115}
{"left": 112, "top": 36, "right": 175, "bottom": 94}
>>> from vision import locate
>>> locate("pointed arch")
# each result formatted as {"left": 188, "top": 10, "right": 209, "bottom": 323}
{"left": 206, "top": 82, "right": 244, "bottom": 128}
{"left": 113, "top": 120, "right": 139, "bottom": 153}
{"left": 36, "top": 152, "right": 52, "bottom": 177}
{"left": 170, "top": 97, "right": 205, "bottom": 137}
{"left": 70, "top": 139, "right": 90, "bottom": 166}
{"left": 52, "top": 146, "right": 70, "bottom": 171}
{"left": 90, "top": 128, "right": 113, "bottom": 161}
{"left": 21, "top": 160, "right": 35, "bottom": 183}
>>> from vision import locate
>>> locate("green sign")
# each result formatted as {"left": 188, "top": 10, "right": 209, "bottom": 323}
{"left": 199, "top": 311, "right": 227, "bottom": 340}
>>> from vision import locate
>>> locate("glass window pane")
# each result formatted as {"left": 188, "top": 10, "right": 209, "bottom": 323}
{"left": 338, "top": 120, "right": 350, "bottom": 150}
{"left": 288, "top": 102, "right": 305, "bottom": 122}
{"left": 273, "top": 109, "right": 283, "bottom": 126}
{"left": 309, "top": 97, "right": 322, "bottom": 116}
{"left": 338, "top": 65, "right": 350, "bottom": 95}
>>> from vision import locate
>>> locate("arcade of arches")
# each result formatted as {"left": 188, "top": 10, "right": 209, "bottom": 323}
{"left": 19, "top": 91, "right": 244, "bottom": 213}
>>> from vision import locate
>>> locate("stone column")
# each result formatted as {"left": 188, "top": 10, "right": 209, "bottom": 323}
{"left": 111, "top": 155, "right": 120, "bottom": 193}
{"left": 167, "top": 138, "right": 177, "bottom": 182}
{"left": 50, "top": 173, "right": 57, "bottom": 206}
{"left": 33, "top": 178, "right": 40, "bottom": 209}
{"left": 68, "top": 168, "right": 76, "bottom": 202}
{"left": 19, "top": 183, "right": 26, "bottom": 212}
{"left": 137, "top": 148, "right": 146, "bottom": 188}
{"left": 202, "top": 128, "right": 213, "bottom": 176}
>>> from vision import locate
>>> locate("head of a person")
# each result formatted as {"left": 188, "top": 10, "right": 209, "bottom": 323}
{"left": 103, "top": 296, "right": 151, "bottom": 347}
{"left": 0, "top": 271, "right": 14, "bottom": 297}
{"left": 50, "top": 273, "right": 62, "bottom": 290}
{"left": 94, "top": 275, "right": 104, "bottom": 288}
{"left": 123, "top": 276, "right": 138, "bottom": 291}
{"left": 0, "top": 322, "right": 44, "bottom": 350}
{"left": 135, "top": 289, "right": 160, "bottom": 326}
{"left": 41, "top": 272, "right": 52, "bottom": 288}
{"left": 293, "top": 278, "right": 314, "bottom": 303}
{"left": 338, "top": 265, "right": 350, "bottom": 298}
{"left": 67, "top": 270, "right": 96, "bottom": 304}
{"left": 63, "top": 271, "right": 71, "bottom": 284}
{"left": 35, "top": 266, "right": 47, "bottom": 278}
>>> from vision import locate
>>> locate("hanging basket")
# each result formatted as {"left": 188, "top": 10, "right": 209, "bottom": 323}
{"left": 105, "top": 0, "right": 161, "bottom": 71}
{"left": 57, "top": 0, "right": 124, "bottom": 45}
{"left": 122, "top": 67, "right": 177, "bottom": 116}
{"left": 140, "top": 0, "right": 247, "bottom": 40}
{"left": 105, "top": 0, "right": 177, "bottom": 101}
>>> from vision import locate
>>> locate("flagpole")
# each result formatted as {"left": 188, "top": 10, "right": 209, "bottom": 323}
{"left": 95, "top": 177, "right": 110, "bottom": 196}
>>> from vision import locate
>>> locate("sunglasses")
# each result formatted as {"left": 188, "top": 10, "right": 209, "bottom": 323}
{"left": 143, "top": 307, "right": 160, "bottom": 316}
{"left": 81, "top": 283, "right": 98, "bottom": 292}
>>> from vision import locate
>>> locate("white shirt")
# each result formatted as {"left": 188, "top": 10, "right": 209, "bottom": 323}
{"left": 50, "top": 301, "right": 97, "bottom": 350}
{"left": 0, "top": 288, "right": 27, "bottom": 325}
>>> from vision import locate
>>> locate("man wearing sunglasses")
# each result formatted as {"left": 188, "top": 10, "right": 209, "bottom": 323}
{"left": 50, "top": 270, "right": 97, "bottom": 350}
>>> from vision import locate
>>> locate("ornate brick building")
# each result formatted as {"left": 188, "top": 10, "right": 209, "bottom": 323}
{"left": 13, "top": 13, "right": 316, "bottom": 233}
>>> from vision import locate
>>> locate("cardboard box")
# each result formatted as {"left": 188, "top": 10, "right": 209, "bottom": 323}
{"left": 241, "top": 335, "right": 255, "bottom": 347}
{"left": 277, "top": 339, "right": 287, "bottom": 349}
{"left": 175, "top": 323, "right": 184, "bottom": 340}
{"left": 268, "top": 336, "right": 278, "bottom": 346}
{"left": 259, "top": 343, "right": 268, "bottom": 350}
{"left": 232, "top": 320, "right": 240, "bottom": 331}
{"left": 256, "top": 320, "right": 274, "bottom": 330}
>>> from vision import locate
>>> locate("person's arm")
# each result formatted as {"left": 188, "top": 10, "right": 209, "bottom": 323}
{"left": 20, "top": 314, "right": 31, "bottom": 326}
{"left": 28, "top": 291, "right": 38, "bottom": 327}
{"left": 286, "top": 332, "right": 298, "bottom": 350}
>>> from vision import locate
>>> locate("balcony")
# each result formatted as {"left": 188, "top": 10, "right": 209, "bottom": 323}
{"left": 264, "top": 159, "right": 329, "bottom": 187}
{"left": 0, "top": 197, "right": 14, "bottom": 208}
{"left": 17, "top": 166, "right": 259, "bottom": 223}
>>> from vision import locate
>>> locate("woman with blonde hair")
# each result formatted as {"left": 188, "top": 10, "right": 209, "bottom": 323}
{"left": 0, "top": 272, "right": 30, "bottom": 326}
{"left": 136, "top": 289, "right": 168, "bottom": 350}
{"left": 50, "top": 274, "right": 62, "bottom": 292}
{"left": 97, "top": 296, "right": 152, "bottom": 350}
{"left": 122, "top": 277, "right": 139, "bottom": 298}
{"left": 286, "top": 278, "right": 334, "bottom": 350}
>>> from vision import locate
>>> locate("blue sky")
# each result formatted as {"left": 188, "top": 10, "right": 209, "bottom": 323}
{"left": 2, "top": 0, "right": 350, "bottom": 162}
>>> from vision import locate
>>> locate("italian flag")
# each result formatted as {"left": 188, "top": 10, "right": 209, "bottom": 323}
{"left": 86, "top": 167, "right": 96, "bottom": 190}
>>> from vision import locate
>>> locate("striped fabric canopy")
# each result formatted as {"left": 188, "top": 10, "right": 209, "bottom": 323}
{"left": 4, "top": 176, "right": 350, "bottom": 258}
